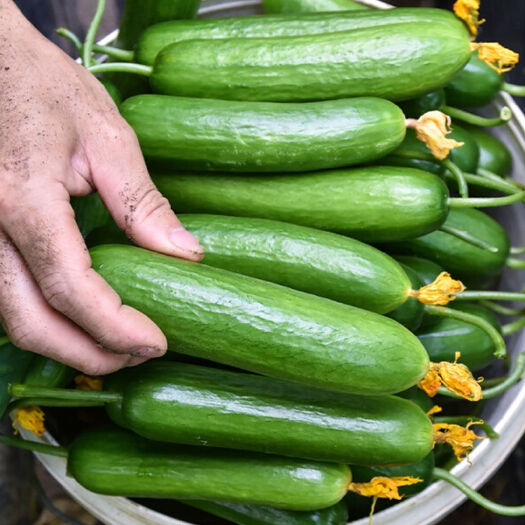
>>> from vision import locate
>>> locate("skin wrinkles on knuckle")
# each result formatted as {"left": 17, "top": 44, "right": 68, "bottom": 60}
{"left": 124, "top": 186, "right": 171, "bottom": 236}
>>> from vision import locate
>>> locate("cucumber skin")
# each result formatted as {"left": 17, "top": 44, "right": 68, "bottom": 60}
{"left": 264, "top": 0, "right": 368, "bottom": 13}
{"left": 121, "top": 95, "right": 406, "bottom": 173}
{"left": 153, "top": 167, "right": 449, "bottom": 243}
{"left": 0, "top": 342, "right": 33, "bottom": 417}
{"left": 179, "top": 214, "right": 411, "bottom": 314}
{"left": 417, "top": 303, "right": 500, "bottom": 371}
{"left": 395, "top": 256, "right": 444, "bottom": 286}
{"left": 136, "top": 8, "right": 454, "bottom": 65}
{"left": 445, "top": 52, "right": 503, "bottom": 108}
{"left": 68, "top": 427, "right": 351, "bottom": 511}
{"left": 184, "top": 499, "right": 348, "bottom": 525}
{"left": 398, "top": 89, "right": 446, "bottom": 119}
{"left": 91, "top": 245, "right": 429, "bottom": 395}
{"left": 463, "top": 125, "right": 513, "bottom": 176}
{"left": 23, "top": 356, "right": 75, "bottom": 388}
{"left": 106, "top": 362, "right": 434, "bottom": 466}
{"left": 151, "top": 22, "right": 470, "bottom": 102}
{"left": 384, "top": 208, "right": 510, "bottom": 281}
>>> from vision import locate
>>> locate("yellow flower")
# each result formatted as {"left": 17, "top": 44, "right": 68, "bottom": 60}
{"left": 453, "top": 0, "right": 484, "bottom": 37}
{"left": 433, "top": 420, "right": 485, "bottom": 463}
{"left": 409, "top": 272, "right": 465, "bottom": 306}
{"left": 13, "top": 406, "right": 45, "bottom": 437}
{"left": 471, "top": 42, "right": 519, "bottom": 74}
{"left": 74, "top": 374, "right": 103, "bottom": 391}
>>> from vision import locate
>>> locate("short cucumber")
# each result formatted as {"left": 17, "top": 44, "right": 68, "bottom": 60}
{"left": 417, "top": 303, "right": 500, "bottom": 371}
{"left": 105, "top": 361, "right": 434, "bottom": 465}
{"left": 384, "top": 208, "right": 510, "bottom": 282}
{"left": 184, "top": 500, "right": 348, "bottom": 525}
{"left": 395, "top": 256, "right": 444, "bottom": 286}
{"left": 121, "top": 95, "right": 406, "bottom": 173}
{"left": 153, "top": 167, "right": 449, "bottom": 242}
{"left": 397, "top": 387, "right": 434, "bottom": 413}
{"left": 149, "top": 21, "right": 470, "bottom": 101}
{"left": 136, "top": 8, "right": 455, "bottom": 65}
{"left": 444, "top": 52, "right": 502, "bottom": 108}
{"left": 68, "top": 427, "right": 351, "bottom": 511}
{"left": 91, "top": 245, "right": 429, "bottom": 395}
{"left": 399, "top": 89, "right": 446, "bottom": 119}
{"left": 178, "top": 214, "right": 411, "bottom": 314}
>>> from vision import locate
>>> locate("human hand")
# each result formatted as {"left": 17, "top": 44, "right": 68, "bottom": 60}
{"left": 0, "top": 1, "right": 203, "bottom": 374}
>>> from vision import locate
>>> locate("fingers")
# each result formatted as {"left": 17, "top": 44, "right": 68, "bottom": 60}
{"left": 86, "top": 118, "right": 203, "bottom": 261}
{"left": 0, "top": 231, "right": 146, "bottom": 375}
{"left": 1, "top": 182, "right": 167, "bottom": 358}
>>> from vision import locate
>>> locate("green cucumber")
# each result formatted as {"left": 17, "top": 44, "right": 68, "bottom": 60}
{"left": 153, "top": 167, "right": 449, "bottom": 242}
{"left": 104, "top": 361, "right": 434, "bottom": 465}
{"left": 121, "top": 95, "right": 406, "bottom": 173}
{"left": 184, "top": 500, "right": 348, "bottom": 525}
{"left": 463, "top": 126, "right": 513, "bottom": 176}
{"left": 149, "top": 21, "right": 470, "bottom": 101}
{"left": 395, "top": 256, "right": 444, "bottom": 286}
{"left": 91, "top": 244, "right": 429, "bottom": 395}
{"left": 444, "top": 52, "right": 502, "bottom": 108}
{"left": 384, "top": 208, "right": 510, "bottom": 282}
{"left": 66, "top": 427, "right": 352, "bottom": 510}
{"left": 136, "top": 8, "right": 454, "bottom": 66}
{"left": 399, "top": 89, "right": 446, "bottom": 119}
{"left": 397, "top": 387, "right": 434, "bottom": 413}
{"left": 178, "top": 214, "right": 411, "bottom": 314}
{"left": 417, "top": 303, "right": 500, "bottom": 371}
{"left": 23, "top": 356, "right": 75, "bottom": 388}
{"left": 263, "top": 0, "right": 369, "bottom": 13}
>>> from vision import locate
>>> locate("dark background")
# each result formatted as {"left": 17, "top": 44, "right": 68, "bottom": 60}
{"left": 5, "top": 0, "right": 525, "bottom": 524}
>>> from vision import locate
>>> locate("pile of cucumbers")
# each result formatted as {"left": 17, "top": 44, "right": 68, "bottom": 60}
{"left": 5, "top": 0, "right": 525, "bottom": 524}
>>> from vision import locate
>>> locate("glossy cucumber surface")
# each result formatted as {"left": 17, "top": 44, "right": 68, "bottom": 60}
{"left": 445, "top": 52, "right": 503, "bottom": 108}
{"left": 398, "top": 89, "right": 446, "bottom": 119}
{"left": 151, "top": 21, "right": 470, "bottom": 102}
{"left": 91, "top": 245, "right": 429, "bottom": 395}
{"left": 121, "top": 95, "right": 405, "bottom": 173}
{"left": 184, "top": 499, "right": 348, "bottom": 525}
{"left": 463, "top": 125, "right": 512, "bottom": 176}
{"left": 68, "top": 427, "right": 351, "bottom": 510}
{"left": 395, "top": 256, "right": 444, "bottom": 286}
{"left": 136, "top": 8, "right": 454, "bottom": 65}
{"left": 106, "top": 362, "right": 434, "bottom": 465}
{"left": 385, "top": 208, "right": 509, "bottom": 282}
{"left": 0, "top": 342, "right": 33, "bottom": 417}
{"left": 417, "top": 303, "right": 500, "bottom": 371}
{"left": 264, "top": 0, "right": 368, "bottom": 12}
{"left": 153, "top": 167, "right": 449, "bottom": 243}
{"left": 179, "top": 214, "right": 411, "bottom": 314}
{"left": 23, "top": 356, "right": 75, "bottom": 388}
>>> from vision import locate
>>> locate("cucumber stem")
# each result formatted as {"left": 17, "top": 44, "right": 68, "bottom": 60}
{"left": 439, "top": 225, "right": 499, "bottom": 253}
{"left": 6, "top": 398, "right": 107, "bottom": 415}
{"left": 438, "top": 352, "right": 525, "bottom": 400}
{"left": 83, "top": 0, "right": 107, "bottom": 68}
{"left": 477, "top": 168, "right": 525, "bottom": 190}
{"left": 511, "top": 246, "right": 525, "bottom": 255}
{"left": 9, "top": 385, "right": 122, "bottom": 404}
{"left": 448, "top": 191, "right": 525, "bottom": 208}
{"left": 433, "top": 467, "right": 525, "bottom": 516}
{"left": 432, "top": 416, "right": 499, "bottom": 440}
{"left": 506, "top": 257, "right": 525, "bottom": 269}
{"left": 502, "top": 317, "right": 525, "bottom": 336}
{"left": 460, "top": 172, "right": 522, "bottom": 196}
{"left": 456, "top": 291, "right": 525, "bottom": 302}
{"left": 503, "top": 82, "right": 525, "bottom": 97}
{"left": 92, "top": 44, "right": 134, "bottom": 62}
{"left": 442, "top": 105, "right": 512, "bottom": 127}
{"left": 480, "top": 300, "right": 525, "bottom": 316}
{"left": 423, "top": 305, "right": 506, "bottom": 359}
{"left": 56, "top": 27, "right": 82, "bottom": 53}
{"left": 0, "top": 433, "right": 68, "bottom": 458}
{"left": 442, "top": 159, "right": 468, "bottom": 198}
{"left": 87, "top": 63, "right": 153, "bottom": 77}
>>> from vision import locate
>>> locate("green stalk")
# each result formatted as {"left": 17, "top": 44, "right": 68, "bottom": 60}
{"left": 437, "top": 352, "right": 525, "bottom": 399}
{"left": 507, "top": 257, "right": 525, "bottom": 269}
{"left": 502, "top": 317, "right": 525, "bottom": 336}
{"left": 6, "top": 398, "right": 106, "bottom": 414}
{"left": 83, "top": 0, "right": 107, "bottom": 68}
{"left": 477, "top": 168, "right": 524, "bottom": 190}
{"left": 442, "top": 105, "right": 512, "bottom": 127}
{"left": 56, "top": 27, "right": 82, "bottom": 53}
{"left": 433, "top": 467, "right": 525, "bottom": 516}
{"left": 480, "top": 300, "right": 525, "bottom": 316}
{"left": 459, "top": 172, "right": 522, "bottom": 196}
{"left": 502, "top": 82, "right": 525, "bottom": 97}
{"left": 9, "top": 385, "right": 122, "bottom": 404}
{"left": 439, "top": 224, "right": 499, "bottom": 253}
{"left": 0, "top": 433, "right": 68, "bottom": 458}
{"left": 448, "top": 191, "right": 525, "bottom": 208}
{"left": 442, "top": 159, "right": 468, "bottom": 198}
{"left": 87, "top": 63, "right": 153, "bottom": 76}
{"left": 455, "top": 291, "right": 525, "bottom": 302}
{"left": 432, "top": 416, "right": 499, "bottom": 440}
{"left": 424, "top": 305, "right": 506, "bottom": 359}
{"left": 511, "top": 246, "right": 525, "bottom": 255}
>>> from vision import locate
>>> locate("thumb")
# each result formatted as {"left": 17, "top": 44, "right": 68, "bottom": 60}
{"left": 88, "top": 122, "right": 203, "bottom": 261}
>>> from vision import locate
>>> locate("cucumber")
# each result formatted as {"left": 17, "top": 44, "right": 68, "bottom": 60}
{"left": 462, "top": 126, "right": 513, "bottom": 176}
{"left": 68, "top": 427, "right": 352, "bottom": 510}
{"left": 149, "top": 21, "right": 470, "bottom": 101}
{"left": 105, "top": 361, "right": 434, "bottom": 465}
{"left": 121, "top": 95, "right": 406, "bottom": 173}
{"left": 0, "top": 342, "right": 33, "bottom": 418}
{"left": 399, "top": 89, "right": 446, "bottom": 119}
{"left": 263, "top": 0, "right": 369, "bottom": 13}
{"left": 417, "top": 303, "right": 500, "bottom": 371}
{"left": 153, "top": 167, "right": 449, "bottom": 242}
{"left": 384, "top": 208, "right": 510, "bottom": 281}
{"left": 91, "top": 244, "right": 429, "bottom": 395}
{"left": 397, "top": 387, "right": 434, "bottom": 413}
{"left": 394, "top": 256, "right": 444, "bottom": 286}
{"left": 178, "top": 214, "right": 411, "bottom": 314}
{"left": 184, "top": 500, "right": 348, "bottom": 525}
{"left": 444, "top": 52, "right": 502, "bottom": 108}
{"left": 23, "top": 356, "right": 75, "bottom": 388}
{"left": 136, "top": 8, "right": 455, "bottom": 66}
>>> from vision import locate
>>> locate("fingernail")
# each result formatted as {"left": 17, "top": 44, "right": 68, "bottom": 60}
{"left": 130, "top": 346, "right": 165, "bottom": 358}
{"left": 170, "top": 227, "right": 204, "bottom": 259}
